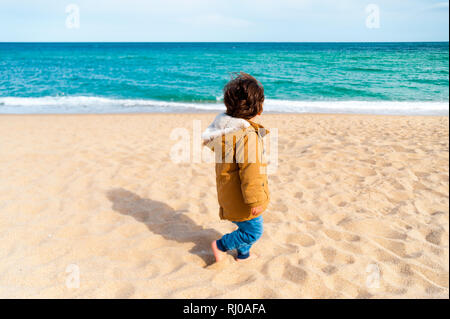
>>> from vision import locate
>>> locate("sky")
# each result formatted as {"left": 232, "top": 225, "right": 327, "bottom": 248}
{"left": 0, "top": 0, "right": 448, "bottom": 42}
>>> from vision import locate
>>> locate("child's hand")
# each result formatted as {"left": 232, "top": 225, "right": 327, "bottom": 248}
{"left": 251, "top": 206, "right": 264, "bottom": 216}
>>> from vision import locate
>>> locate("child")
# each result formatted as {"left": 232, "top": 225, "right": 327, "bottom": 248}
{"left": 202, "top": 72, "right": 270, "bottom": 262}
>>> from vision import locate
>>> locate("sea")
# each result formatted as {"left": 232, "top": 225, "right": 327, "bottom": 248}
{"left": 0, "top": 42, "right": 448, "bottom": 115}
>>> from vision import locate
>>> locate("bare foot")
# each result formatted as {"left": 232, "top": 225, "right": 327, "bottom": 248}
{"left": 211, "top": 240, "right": 226, "bottom": 263}
{"left": 235, "top": 253, "right": 258, "bottom": 262}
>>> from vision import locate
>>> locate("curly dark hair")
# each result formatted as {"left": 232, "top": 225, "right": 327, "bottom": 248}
{"left": 223, "top": 72, "right": 265, "bottom": 119}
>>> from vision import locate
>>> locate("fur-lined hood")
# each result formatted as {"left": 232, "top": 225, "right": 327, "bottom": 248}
{"left": 201, "top": 113, "right": 268, "bottom": 146}
{"left": 201, "top": 113, "right": 250, "bottom": 145}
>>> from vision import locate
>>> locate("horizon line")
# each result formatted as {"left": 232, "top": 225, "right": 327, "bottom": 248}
{"left": 0, "top": 41, "right": 449, "bottom": 44}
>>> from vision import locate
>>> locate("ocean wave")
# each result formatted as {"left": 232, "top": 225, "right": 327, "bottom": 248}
{"left": 0, "top": 96, "right": 448, "bottom": 115}
{"left": 0, "top": 96, "right": 216, "bottom": 110}
{"left": 263, "top": 99, "right": 449, "bottom": 115}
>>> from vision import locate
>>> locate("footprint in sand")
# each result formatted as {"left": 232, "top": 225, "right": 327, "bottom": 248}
{"left": 322, "top": 228, "right": 342, "bottom": 241}
{"left": 353, "top": 167, "right": 377, "bottom": 177}
{"left": 262, "top": 255, "right": 289, "bottom": 279}
{"left": 386, "top": 190, "right": 411, "bottom": 203}
{"left": 297, "top": 161, "right": 316, "bottom": 168}
{"left": 211, "top": 271, "right": 256, "bottom": 287}
{"left": 342, "top": 219, "right": 407, "bottom": 240}
{"left": 298, "top": 210, "right": 321, "bottom": 222}
{"left": 320, "top": 247, "right": 337, "bottom": 263}
{"left": 343, "top": 233, "right": 361, "bottom": 242}
{"left": 413, "top": 171, "right": 430, "bottom": 179}
{"left": 425, "top": 230, "right": 443, "bottom": 245}
{"left": 294, "top": 192, "right": 303, "bottom": 200}
{"left": 388, "top": 179, "right": 406, "bottom": 191}
{"left": 329, "top": 193, "right": 354, "bottom": 208}
{"left": 391, "top": 145, "right": 416, "bottom": 153}
{"left": 328, "top": 212, "right": 351, "bottom": 226}
{"left": 272, "top": 201, "right": 288, "bottom": 213}
{"left": 114, "top": 283, "right": 136, "bottom": 298}
{"left": 287, "top": 140, "right": 297, "bottom": 148}
{"left": 282, "top": 262, "right": 308, "bottom": 284}
{"left": 300, "top": 180, "right": 319, "bottom": 189}
{"left": 287, "top": 233, "right": 316, "bottom": 247}
{"left": 360, "top": 159, "right": 376, "bottom": 165}
{"left": 321, "top": 265, "right": 338, "bottom": 275}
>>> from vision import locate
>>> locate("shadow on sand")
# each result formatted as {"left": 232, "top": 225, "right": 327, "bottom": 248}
{"left": 106, "top": 188, "right": 222, "bottom": 266}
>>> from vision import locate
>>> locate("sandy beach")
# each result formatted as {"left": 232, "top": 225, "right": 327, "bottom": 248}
{"left": 0, "top": 113, "right": 448, "bottom": 298}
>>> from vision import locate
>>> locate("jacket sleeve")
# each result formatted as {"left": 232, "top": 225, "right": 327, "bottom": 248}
{"left": 236, "top": 131, "right": 267, "bottom": 208}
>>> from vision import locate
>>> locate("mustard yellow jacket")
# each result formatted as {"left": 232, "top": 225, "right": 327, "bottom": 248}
{"left": 202, "top": 113, "right": 270, "bottom": 222}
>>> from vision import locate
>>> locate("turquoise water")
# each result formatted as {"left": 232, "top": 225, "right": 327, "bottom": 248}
{"left": 0, "top": 42, "right": 448, "bottom": 114}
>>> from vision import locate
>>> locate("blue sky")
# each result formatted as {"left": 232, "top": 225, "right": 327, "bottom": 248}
{"left": 0, "top": 0, "right": 448, "bottom": 42}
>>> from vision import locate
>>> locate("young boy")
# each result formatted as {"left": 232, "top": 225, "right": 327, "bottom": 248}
{"left": 202, "top": 72, "right": 270, "bottom": 262}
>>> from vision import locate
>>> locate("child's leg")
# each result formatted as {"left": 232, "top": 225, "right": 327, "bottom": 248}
{"left": 215, "top": 216, "right": 263, "bottom": 260}
{"left": 236, "top": 243, "right": 252, "bottom": 259}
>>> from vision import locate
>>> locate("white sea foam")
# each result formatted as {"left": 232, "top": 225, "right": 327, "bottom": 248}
{"left": 0, "top": 96, "right": 448, "bottom": 115}
{"left": 263, "top": 99, "right": 449, "bottom": 115}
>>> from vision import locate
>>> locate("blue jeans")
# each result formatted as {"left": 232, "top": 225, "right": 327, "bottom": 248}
{"left": 216, "top": 216, "right": 263, "bottom": 259}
